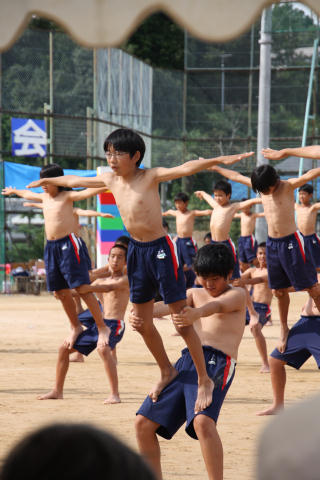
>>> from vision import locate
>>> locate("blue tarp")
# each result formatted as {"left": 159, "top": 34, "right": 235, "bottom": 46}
{"left": 4, "top": 161, "right": 97, "bottom": 193}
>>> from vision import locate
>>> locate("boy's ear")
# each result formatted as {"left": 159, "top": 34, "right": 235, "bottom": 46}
{"left": 133, "top": 151, "right": 140, "bottom": 161}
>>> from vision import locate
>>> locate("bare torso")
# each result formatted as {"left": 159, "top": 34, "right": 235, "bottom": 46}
{"left": 261, "top": 181, "right": 297, "bottom": 238}
{"left": 42, "top": 191, "right": 78, "bottom": 240}
{"left": 210, "top": 202, "right": 239, "bottom": 241}
{"left": 250, "top": 267, "right": 273, "bottom": 304}
{"left": 96, "top": 275, "right": 130, "bottom": 320}
{"left": 295, "top": 203, "right": 318, "bottom": 236}
{"left": 189, "top": 286, "right": 246, "bottom": 359}
{"left": 240, "top": 212, "right": 258, "bottom": 236}
{"left": 174, "top": 210, "right": 196, "bottom": 237}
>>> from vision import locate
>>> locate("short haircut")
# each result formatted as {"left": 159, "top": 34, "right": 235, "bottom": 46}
{"left": 115, "top": 235, "right": 130, "bottom": 248}
{"left": 299, "top": 183, "right": 313, "bottom": 194}
{"left": 257, "top": 242, "right": 266, "bottom": 249}
{"left": 251, "top": 165, "right": 279, "bottom": 194}
{"left": 0, "top": 423, "right": 156, "bottom": 480}
{"left": 40, "top": 163, "right": 66, "bottom": 192}
{"left": 213, "top": 179, "right": 232, "bottom": 197}
{"left": 193, "top": 243, "right": 234, "bottom": 279}
{"left": 103, "top": 128, "right": 145, "bottom": 167}
{"left": 110, "top": 243, "right": 127, "bottom": 260}
{"left": 174, "top": 192, "right": 189, "bottom": 203}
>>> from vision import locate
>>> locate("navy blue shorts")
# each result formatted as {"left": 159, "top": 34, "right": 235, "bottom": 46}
{"left": 266, "top": 232, "right": 317, "bottom": 291}
{"left": 238, "top": 235, "right": 258, "bottom": 263}
{"left": 271, "top": 315, "right": 320, "bottom": 369}
{"left": 77, "top": 303, "right": 103, "bottom": 328}
{"left": 73, "top": 319, "right": 125, "bottom": 355}
{"left": 44, "top": 234, "right": 91, "bottom": 292}
{"left": 79, "top": 237, "right": 93, "bottom": 271}
{"left": 245, "top": 301, "right": 271, "bottom": 326}
{"left": 175, "top": 237, "right": 197, "bottom": 288}
{"left": 137, "top": 346, "right": 236, "bottom": 440}
{"left": 211, "top": 239, "right": 240, "bottom": 280}
{"left": 302, "top": 232, "right": 320, "bottom": 269}
{"left": 127, "top": 236, "right": 186, "bottom": 304}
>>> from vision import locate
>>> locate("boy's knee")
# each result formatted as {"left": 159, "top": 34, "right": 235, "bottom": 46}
{"left": 54, "top": 289, "right": 68, "bottom": 301}
{"left": 193, "top": 414, "right": 216, "bottom": 437}
{"left": 273, "top": 288, "right": 288, "bottom": 299}
{"left": 135, "top": 415, "right": 155, "bottom": 437}
{"left": 58, "top": 343, "right": 70, "bottom": 356}
{"left": 97, "top": 344, "right": 111, "bottom": 356}
{"left": 307, "top": 283, "right": 320, "bottom": 298}
{"left": 250, "top": 323, "right": 261, "bottom": 336}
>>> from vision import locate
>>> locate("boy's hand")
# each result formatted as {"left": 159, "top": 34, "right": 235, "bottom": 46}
{"left": 129, "top": 308, "right": 144, "bottom": 331}
{"left": 27, "top": 179, "right": 45, "bottom": 188}
{"left": 233, "top": 278, "right": 245, "bottom": 287}
{"left": 262, "top": 148, "right": 286, "bottom": 161}
{"left": 101, "top": 213, "right": 114, "bottom": 218}
{"left": 2, "top": 186, "right": 15, "bottom": 196}
{"left": 172, "top": 306, "right": 200, "bottom": 327}
{"left": 194, "top": 190, "right": 204, "bottom": 200}
{"left": 222, "top": 151, "right": 254, "bottom": 166}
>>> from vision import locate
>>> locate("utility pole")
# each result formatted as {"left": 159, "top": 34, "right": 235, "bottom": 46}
{"left": 255, "top": 7, "right": 272, "bottom": 243}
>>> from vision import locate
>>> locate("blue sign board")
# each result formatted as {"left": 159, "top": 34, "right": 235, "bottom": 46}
{"left": 11, "top": 118, "right": 47, "bottom": 157}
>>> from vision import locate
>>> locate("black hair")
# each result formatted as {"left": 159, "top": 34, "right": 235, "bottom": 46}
{"left": 257, "top": 242, "right": 266, "bottom": 249}
{"left": 103, "top": 128, "right": 145, "bottom": 167}
{"left": 174, "top": 192, "right": 189, "bottom": 203}
{"left": 162, "top": 218, "right": 169, "bottom": 230}
{"left": 40, "top": 163, "right": 72, "bottom": 192}
{"left": 115, "top": 235, "right": 130, "bottom": 248}
{"left": 0, "top": 423, "right": 156, "bottom": 480}
{"left": 299, "top": 183, "right": 313, "bottom": 194}
{"left": 241, "top": 197, "right": 248, "bottom": 202}
{"left": 251, "top": 164, "right": 280, "bottom": 194}
{"left": 193, "top": 243, "right": 234, "bottom": 279}
{"left": 213, "top": 179, "right": 232, "bottom": 197}
{"left": 203, "top": 232, "right": 212, "bottom": 241}
{"left": 110, "top": 243, "right": 127, "bottom": 260}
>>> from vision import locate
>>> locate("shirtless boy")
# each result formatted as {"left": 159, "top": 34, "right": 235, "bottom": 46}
{"left": 38, "top": 244, "right": 129, "bottom": 404}
{"left": 195, "top": 179, "right": 261, "bottom": 279}
{"left": 234, "top": 243, "right": 272, "bottom": 372}
{"left": 295, "top": 184, "right": 320, "bottom": 271}
{"left": 2, "top": 163, "right": 109, "bottom": 349}
{"left": 257, "top": 294, "right": 320, "bottom": 416}
{"left": 28, "top": 127, "right": 253, "bottom": 412}
{"left": 215, "top": 161, "right": 320, "bottom": 353}
{"left": 162, "top": 191, "right": 212, "bottom": 287}
{"left": 132, "top": 243, "right": 246, "bottom": 480}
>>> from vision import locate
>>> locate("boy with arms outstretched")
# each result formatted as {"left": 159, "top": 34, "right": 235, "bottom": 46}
{"left": 162, "top": 191, "right": 212, "bottom": 287}
{"left": 38, "top": 244, "right": 129, "bottom": 404}
{"left": 212, "top": 161, "right": 320, "bottom": 353}
{"left": 132, "top": 244, "right": 246, "bottom": 480}
{"left": 234, "top": 243, "right": 272, "bottom": 372}
{"left": 2, "top": 164, "right": 109, "bottom": 349}
{"left": 28, "top": 127, "right": 253, "bottom": 412}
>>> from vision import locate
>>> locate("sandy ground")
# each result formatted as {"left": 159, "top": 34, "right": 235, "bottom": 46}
{"left": 0, "top": 291, "right": 319, "bottom": 479}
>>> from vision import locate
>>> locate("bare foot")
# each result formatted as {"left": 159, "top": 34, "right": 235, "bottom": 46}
{"left": 37, "top": 390, "right": 63, "bottom": 400}
{"left": 70, "top": 352, "right": 85, "bottom": 363}
{"left": 256, "top": 404, "right": 283, "bottom": 416}
{"left": 265, "top": 319, "right": 273, "bottom": 326}
{"left": 195, "top": 377, "right": 215, "bottom": 413}
{"left": 97, "top": 325, "right": 111, "bottom": 348}
{"left": 259, "top": 364, "right": 270, "bottom": 373}
{"left": 64, "top": 325, "right": 83, "bottom": 350}
{"left": 149, "top": 367, "right": 178, "bottom": 403}
{"left": 103, "top": 394, "right": 121, "bottom": 404}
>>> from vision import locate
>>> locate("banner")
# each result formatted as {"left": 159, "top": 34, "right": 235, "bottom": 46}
{"left": 11, "top": 118, "right": 47, "bottom": 157}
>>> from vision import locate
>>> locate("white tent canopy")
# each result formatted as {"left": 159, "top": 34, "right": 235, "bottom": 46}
{"left": 1, "top": 0, "right": 319, "bottom": 52}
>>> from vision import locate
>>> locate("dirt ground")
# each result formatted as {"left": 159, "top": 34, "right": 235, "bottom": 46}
{"left": 0, "top": 291, "right": 319, "bottom": 479}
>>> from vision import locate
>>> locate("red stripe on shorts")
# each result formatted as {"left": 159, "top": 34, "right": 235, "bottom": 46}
{"left": 227, "top": 239, "right": 237, "bottom": 263}
{"left": 294, "top": 231, "right": 306, "bottom": 263}
{"left": 115, "top": 319, "right": 122, "bottom": 336}
{"left": 69, "top": 234, "right": 80, "bottom": 263}
{"left": 222, "top": 356, "right": 231, "bottom": 390}
{"left": 165, "top": 235, "right": 179, "bottom": 280}
{"left": 251, "top": 235, "right": 254, "bottom": 250}
{"left": 191, "top": 237, "right": 197, "bottom": 252}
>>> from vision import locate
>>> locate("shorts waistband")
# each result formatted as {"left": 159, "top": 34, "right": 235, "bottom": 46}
{"left": 46, "top": 233, "right": 76, "bottom": 244}
{"left": 253, "top": 301, "right": 269, "bottom": 308}
{"left": 181, "top": 345, "right": 236, "bottom": 363}
{"left": 300, "top": 232, "right": 316, "bottom": 239}
{"left": 129, "top": 235, "right": 170, "bottom": 247}
{"left": 267, "top": 231, "right": 300, "bottom": 242}
{"left": 240, "top": 234, "right": 254, "bottom": 239}
{"left": 300, "top": 315, "right": 320, "bottom": 320}
{"left": 211, "top": 238, "right": 233, "bottom": 244}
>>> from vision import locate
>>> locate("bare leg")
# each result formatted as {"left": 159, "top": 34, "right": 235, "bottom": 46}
{"left": 194, "top": 415, "right": 223, "bottom": 480}
{"left": 37, "top": 344, "right": 74, "bottom": 399}
{"left": 72, "top": 290, "right": 84, "bottom": 314}
{"left": 240, "top": 261, "right": 250, "bottom": 273}
{"left": 257, "top": 356, "right": 286, "bottom": 415}
{"left": 70, "top": 351, "right": 85, "bottom": 362}
{"left": 97, "top": 344, "right": 121, "bottom": 404}
{"left": 245, "top": 289, "right": 259, "bottom": 324}
{"left": 169, "top": 299, "right": 214, "bottom": 413}
{"left": 307, "top": 283, "right": 320, "bottom": 313}
{"left": 250, "top": 323, "right": 269, "bottom": 372}
{"left": 77, "top": 290, "right": 110, "bottom": 347}
{"left": 111, "top": 346, "right": 117, "bottom": 365}
{"left": 55, "top": 289, "right": 83, "bottom": 349}
{"left": 132, "top": 300, "right": 177, "bottom": 403}
{"left": 135, "top": 415, "right": 162, "bottom": 480}
{"left": 274, "top": 288, "right": 290, "bottom": 353}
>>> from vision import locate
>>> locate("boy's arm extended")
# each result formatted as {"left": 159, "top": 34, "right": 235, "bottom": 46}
{"left": 238, "top": 198, "right": 262, "bottom": 210}
{"left": 208, "top": 165, "right": 252, "bottom": 187}
{"left": 81, "top": 276, "right": 128, "bottom": 293}
{"left": 27, "top": 174, "right": 109, "bottom": 189}
{"left": 2, "top": 187, "right": 43, "bottom": 201}
{"left": 162, "top": 209, "right": 177, "bottom": 217}
{"left": 172, "top": 288, "right": 243, "bottom": 327}
{"left": 194, "top": 190, "right": 216, "bottom": 208}
{"left": 193, "top": 209, "right": 213, "bottom": 216}
{"left": 233, "top": 270, "right": 268, "bottom": 287}
{"left": 69, "top": 186, "right": 107, "bottom": 202}
{"left": 288, "top": 167, "right": 320, "bottom": 189}
{"left": 262, "top": 146, "right": 320, "bottom": 161}
{"left": 152, "top": 152, "right": 254, "bottom": 183}
{"left": 23, "top": 201, "right": 43, "bottom": 209}
{"left": 73, "top": 208, "right": 114, "bottom": 219}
